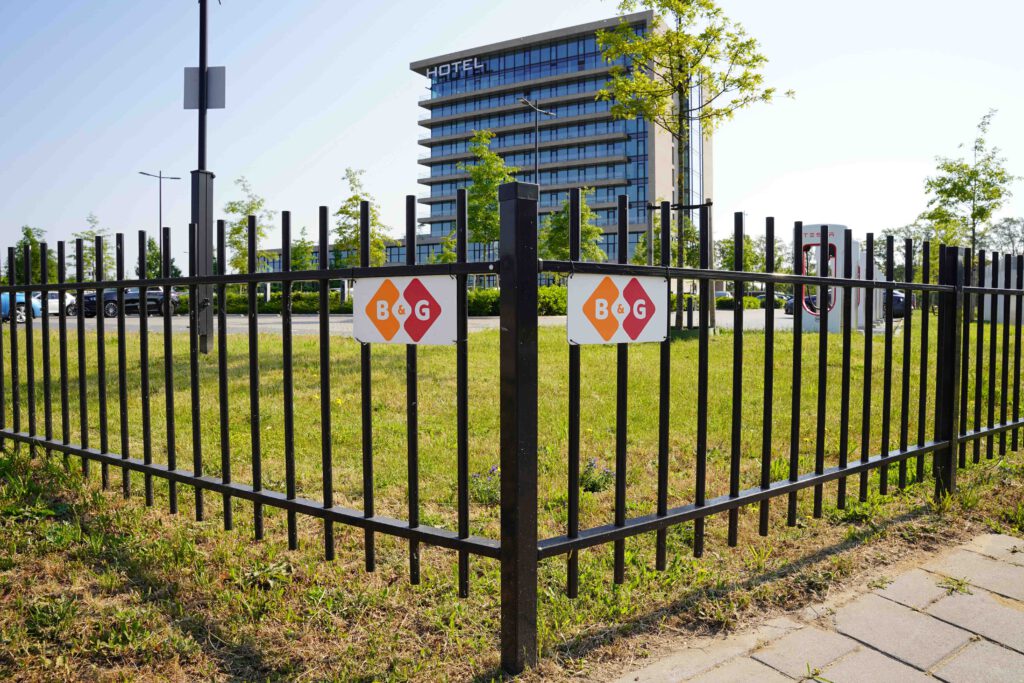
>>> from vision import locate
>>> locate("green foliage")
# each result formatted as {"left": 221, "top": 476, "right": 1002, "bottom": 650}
{"left": 580, "top": 458, "right": 614, "bottom": 493}
{"left": 10, "top": 225, "right": 57, "bottom": 284}
{"left": 223, "top": 177, "right": 273, "bottom": 275}
{"left": 290, "top": 227, "right": 316, "bottom": 272}
{"left": 984, "top": 216, "right": 1024, "bottom": 255}
{"left": 134, "top": 237, "right": 181, "bottom": 279}
{"left": 632, "top": 211, "right": 701, "bottom": 267}
{"left": 71, "top": 213, "right": 116, "bottom": 281}
{"left": 333, "top": 168, "right": 389, "bottom": 268}
{"left": 537, "top": 285, "right": 567, "bottom": 315}
{"left": 465, "top": 285, "right": 568, "bottom": 316}
{"left": 715, "top": 235, "right": 764, "bottom": 272}
{"left": 468, "top": 465, "right": 500, "bottom": 506}
{"left": 925, "top": 110, "right": 1016, "bottom": 251}
{"left": 539, "top": 187, "right": 606, "bottom": 262}
{"left": 466, "top": 288, "right": 500, "bottom": 316}
{"left": 715, "top": 295, "right": 760, "bottom": 310}
{"left": 458, "top": 130, "right": 517, "bottom": 250}
{"left": 598, "top": 0, "right": 791, "bottom": 203}
{"left": 217, "top": 290, "right": 350, "bottom": 315}
{"left": 430, "top": 230, "right": 458, "bottom": 264}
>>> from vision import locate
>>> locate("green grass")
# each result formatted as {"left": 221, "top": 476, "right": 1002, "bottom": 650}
{"left": 0, "top": 316, "right": 1022, "bottom": 680}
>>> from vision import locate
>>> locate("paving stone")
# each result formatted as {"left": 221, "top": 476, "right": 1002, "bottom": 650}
{"left": 931, "top": 640, "right": 1024, "bottom": 683}
{"left": 927, "top": 588, "right": 1024, "bottom": 653}
{"left": 687, "top": 657, "right": 792, "bottom": 682}
{"left": 820, "top": 647, "right": 932, "bottom": 683}
{"left": 876, "top": 568, "right": 948, "bottom": 609}
{"left": 924, "top": 549, "right": 1024, "bottom": 601}
{"left": 964, "top": 534, "right": 1024, "bottom": 568}
{"left": 611, "top": 617, "right": 800, "bottom": 683}
{"left": 834, "top": 593, "right": 973, "bottom": 670}
{"left": 751, "top": 626, "right": 859, "bottom": 678}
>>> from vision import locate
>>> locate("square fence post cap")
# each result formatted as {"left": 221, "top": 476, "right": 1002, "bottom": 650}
{"left": 499, "top": 182, "right": 539, "bottom": 202}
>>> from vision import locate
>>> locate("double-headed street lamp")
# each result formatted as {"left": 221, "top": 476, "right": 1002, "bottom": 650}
{"left": 519, "top": 97, "right": 556, "bottom": 181}
{"left": 139, "top": 171, "right": 181, "bottom": 257}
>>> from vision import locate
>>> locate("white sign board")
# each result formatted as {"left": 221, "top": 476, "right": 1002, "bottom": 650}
{"left": 567, "top": 274, "right": 668, "bottom": 345}
{"left": 353, "top": 276, "right": 457, "bottom": 345}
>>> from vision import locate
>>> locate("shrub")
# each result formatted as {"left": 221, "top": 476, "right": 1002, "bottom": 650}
{"left": 715, "top": 296, "right": 735, "bottom": 310}
{"left": 537, "top": 285, "right": 567, "bottom": 316}
{"left": 742, "top": 296, "right": 761, "bottom": 310}
{"left": 467, "top": 288, "right": 500, "bottom": 316}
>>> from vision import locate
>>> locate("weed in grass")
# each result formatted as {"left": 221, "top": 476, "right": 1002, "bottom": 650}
{"left": 868, "top": 576, "right": 892, "bottom": 590}
{"left": 231, "top": 559, "right": 293, "bottom": 591}
{"left": 580, "top": 458, "right": 614, "bottom": 493}
{"left": 743, "top": 542, "right": 774, "bottom": 573}
{"left": 958, "top": 486, "right": 981, "bottom": 511}
{"left": 937, "top": 576, "right": 973, "bottom": 596}
{"left": 1002, "top": 502, "right": 1024, "bottom": 533}
{"left": 806, "top": 663, "right": 835, "bottom": 682}
{"left": 468, "top": 465, "right": 500, "bottom": 506}
{"left": 25, "top": 596, "right": 79, "bottom": 640}
{"left": 929, "top": 493, "right": 955, "bottom": 517}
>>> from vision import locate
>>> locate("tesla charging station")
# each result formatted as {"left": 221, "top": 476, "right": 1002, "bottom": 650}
{"left": 799, "top": 224, "right": 883, "bottom": 334}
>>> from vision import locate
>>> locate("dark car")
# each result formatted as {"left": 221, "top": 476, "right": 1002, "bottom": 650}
{"left": 82, "top": 287, "right": 180, "bottom": 318}
{"left": 785, "top": 295, "right": 817, "bottom": 315}
{"left": 887, "top": 290, "right": 906, "bottom": 318}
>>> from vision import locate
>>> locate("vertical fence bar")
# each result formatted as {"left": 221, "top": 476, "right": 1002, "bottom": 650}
{"left": 1000, "top": 254, "right": 1010, "bottom": 455}
{"left": 694, "top": 204, "right": 711, "bottom": 556}
{"left": 188, "top": 225, "right": 204, "bottom": 521}
{"left": 838, "top": 229, "right": 853, "bottom": 508}
{"left": 959, "top": 249, "right": 972, "bottom": 468}
{"left": 974, "top": 251, "right": 985, "bottom": 464}
{"left": 216, "top": 220, "right": 231, "bottom": 528}
{"left": 281, "top": 212, "right": 297, "bottom": 549}
{"left": 566, "top": 188, "right": 581, "bottom": 593}
{"left": 987, "top": 253, "right": 999, "bottom": 458}
{"left": 917, "top": 242, "right": 931, "bottom": 480}
{"left": 1014, "top": 254, "right": 1023, "bottom": 451}
{"left": 359, "top": 200, "right": 376, "bottom": 571}
{"left": 58, "top": 242, "right": 69, "bottom": 463}
{"left": 41, "top": 242, "right": 53, "bottom": 459}
{"left": 498, "top": 181, "right": 539, "bottom": 674}
{"left": 116, "top": 235, "right": 130, "bottom": 497}
{"left": 788, "top": 222, "right": 803, "bottom": 524}
{"left": 613, "top": 193, "right": 628, "bottom": 582}
{"left": 456, "top": 189, "right": 470, "bottom": 597}
{"left": 23, "top": 246, "right": 36, "bottom": 445}
{"left": 898, "top": 239, "right": 913, "bottom": 488}
{"left": 318, "top": 207, "right": 334, "bottom": 560}
{"left": 405, "top": 195, "right": 421, "bottom": 585}
{"left": 813, "top": 230, "right": 828, "bottom": 517}
{"left": 728, "top": 212, "right": 744, "bottom": 544}
{"left": 75, "top": 239, "right": 87, "bottom": 477}
{"left": 935, "top": 247, "right": 962, "bottom": 497}
{"left": 0, "top": 245, "right": 5, "bottom": 449}
{"left": 8, "top": 248, "right": 20, "bottom": 441}
{"left": 759, "top": 218, "right": 775, "bottom": 533}
{"left": 138, "top": 233, "right": 153, "bottom": 505}
{"left": 655, "top": 199, "right": 671, "bottom": 566}
{"left": 879, "top": 236, "right": 894, "bottom": 494}
{"left": 162, "top": 228, "right": 177, "bottom": 512}
{"left": 859, "top": 233, "right": 874, "bottom": 502}
{"left": 246, "top": 216, "right": 263, "bottom": 539}
{"left": 95, "top": 236, "right": 109, "bottom": 488}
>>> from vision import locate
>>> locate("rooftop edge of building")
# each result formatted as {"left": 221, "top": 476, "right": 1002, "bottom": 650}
{"left": 409, "top": 10, "right": 653, "bottom": 74}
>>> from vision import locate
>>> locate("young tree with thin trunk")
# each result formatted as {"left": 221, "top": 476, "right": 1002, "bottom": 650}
{"left": 598, "top": 0, "right": 791, "bottom": 327}
{"left": 539, "top": 187, "right": 606, "bottom": 265}
{"left": 223, "top": 177, "right": 274, "bottom": 276}
{"left": 71, "top": 213, "right": 115, "bottom": 281}
{"left": 334, "top": 168, "right": 389, "bottom": 268}
{"left": 458, "top": 130, "right": 518, "bottom": 259}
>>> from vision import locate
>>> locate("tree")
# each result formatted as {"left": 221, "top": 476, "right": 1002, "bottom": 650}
{"left": 715, "top": 235, "right": 764, "bottom": 274}
{"left": 11, "top": 226, "right": 57, "bottom": 284}
{"left": 223, "top": 177, "right": 274, "bottom": 275}
{"left": 539, "top": 188, "right": 606, "bottom": 264}
{"left": 925, "top": 110, "right": 1016, "bottom": 256}
{"left": 985, "top": 217, "right": 1024, "bottom": 255}
{"left": 632, "top": 211, "right": 700, "bottom": 268}
{"left": 458, "top": 130, "right": 518, "bottom": 254}
{"left": 598, "top": 0, "right": 791, "bottom": 327}
{"left": 71, "top": 213, "right": 115, "bottom": 281}
{"left": 334, "top": 168, "right": 389, "bottom": 268}
{"left": 430, "top": 230, "right": 458, "bottom": 264}
{"left": 291, "top": 227, "right": 315, "bottom": 272}
{"left": 135, "top": 236, "right": 182, "bottom": 279}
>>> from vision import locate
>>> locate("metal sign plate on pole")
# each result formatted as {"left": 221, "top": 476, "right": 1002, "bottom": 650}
{"left": 184, "top": 66, "right": 226, "bottom": 109}
{"left": 353, "top": 275, "right": 457, "bottom": 345}
{"left": 567, "top": 273, "right": 668, "bottom": 344}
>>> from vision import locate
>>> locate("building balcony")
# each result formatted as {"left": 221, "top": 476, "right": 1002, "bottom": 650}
{"left": 418, "top": 155, "right": 629, "bottom": 186}
{"left": 416, "top": 65, "right": 615, "bottom": 110}
{"left": 418, "top": 110, "right": 614, "bottom": 146}
{"left": 417, "top": 131, "right": 628, "bottom": 166}
{"left": 417, "top": 90, "right": 604, "bottom": 128}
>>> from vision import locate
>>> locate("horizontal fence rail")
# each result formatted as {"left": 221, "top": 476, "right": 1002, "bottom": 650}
{"left": 1, "top": 182, "right": 1022, "bottom": 675}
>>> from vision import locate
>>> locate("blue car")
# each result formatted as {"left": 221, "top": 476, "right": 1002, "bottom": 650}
{"left": 0, "top": 292, "right": 42, "bottom": 323}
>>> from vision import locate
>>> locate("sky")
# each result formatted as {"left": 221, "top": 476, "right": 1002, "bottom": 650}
{"left": 1, "top": 0, "right": 1022, "bottom": 268}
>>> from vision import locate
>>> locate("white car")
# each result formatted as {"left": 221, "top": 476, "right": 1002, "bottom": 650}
{"left": 35, "top": 291, "right": 78, "bottom": 316}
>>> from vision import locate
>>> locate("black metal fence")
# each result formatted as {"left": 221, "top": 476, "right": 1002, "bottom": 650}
{"left": 0, "top": 181, "right": 1020, "bottom": 674}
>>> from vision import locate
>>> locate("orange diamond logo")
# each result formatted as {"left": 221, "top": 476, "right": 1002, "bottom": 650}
{"left": 365, "top": 279, "right": 401, "bottom": 340}
{"left": 583, "top": 276, "right": 620, "bottom": 341}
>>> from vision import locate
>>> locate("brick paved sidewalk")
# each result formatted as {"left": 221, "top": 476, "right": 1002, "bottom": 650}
{"left": 615, "top": 534, "right": 1024, "bottom": 683}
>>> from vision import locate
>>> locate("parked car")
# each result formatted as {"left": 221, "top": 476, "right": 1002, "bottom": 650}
{"left": 784, "top": 295, "right": 818, "bottom": 316}
{"left": 82, "top": 287, "right": 180, "bottom": 318}
{"left": 887, "top": 290, "right": 906, "bottom": 318}
{"left": 0, "top": 292, "right": 42, "bottom": 323}
{"left": 37, "top": 290, "right": 77, "bottom": 316}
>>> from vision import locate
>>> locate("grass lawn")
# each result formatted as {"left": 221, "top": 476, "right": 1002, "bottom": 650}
{"left": 0, "top": 318, "right": 1022, "bottom": 680}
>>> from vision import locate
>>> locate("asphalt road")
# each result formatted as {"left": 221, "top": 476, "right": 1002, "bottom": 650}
{"left": 51, "top": 309, "right": 800, "bottom": 335}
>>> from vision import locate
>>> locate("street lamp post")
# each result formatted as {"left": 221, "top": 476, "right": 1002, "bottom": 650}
{"left": 139, "top": 171, "right": 181, "bottom": 258}
{"left": 519, "top": 97, "right": 556, "bottom": 182}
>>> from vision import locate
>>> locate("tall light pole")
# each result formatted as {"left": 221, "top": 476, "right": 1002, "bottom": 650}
{"left": 519, "top": 97, "right": 555, "bottom": 182}
{"left": 139, "top": 171, "right": 181, "bottom": 258}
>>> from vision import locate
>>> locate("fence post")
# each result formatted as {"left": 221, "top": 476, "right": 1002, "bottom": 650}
{"left": 935, "top": 246, "right": 963, "bottom": 498}
{"left": 498, "top": 181, "right": 539, "bottom": 674}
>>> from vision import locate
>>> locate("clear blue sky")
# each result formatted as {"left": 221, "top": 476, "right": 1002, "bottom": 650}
{"left": 1, "top": 0, "right": 1022, "bottom": 268}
